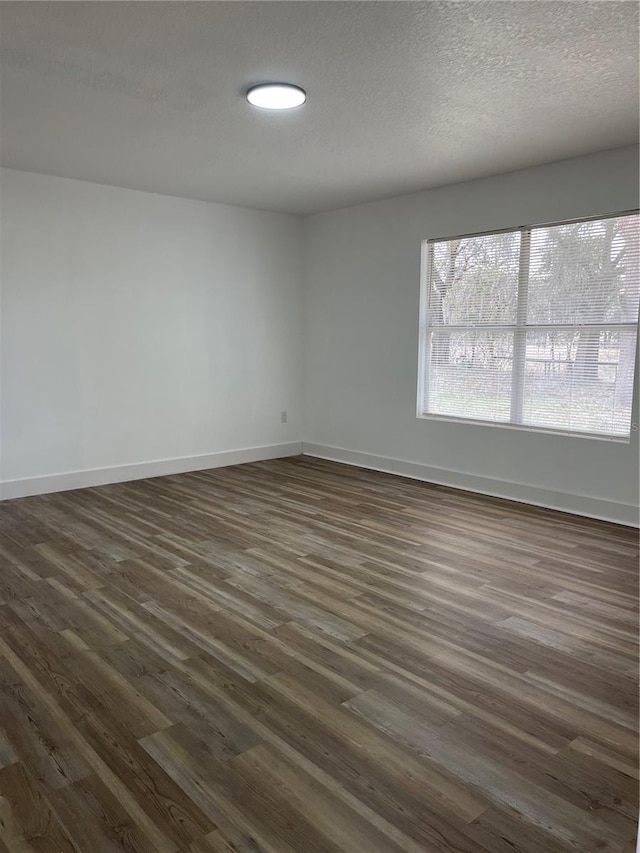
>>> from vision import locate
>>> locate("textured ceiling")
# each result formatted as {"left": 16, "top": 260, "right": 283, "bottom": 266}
{"left": 1, "top": 1, "right": 638, "bottom": 214}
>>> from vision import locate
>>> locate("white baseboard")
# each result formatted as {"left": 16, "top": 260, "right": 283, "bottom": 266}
{"left": 4, "top": 440, "right": 637, "bottom": 527}
{"left": 302, "top": 442, "right": 639, "bottom": 528}
{"left": 0, "top": 442, "right": 303, "bottom": 500}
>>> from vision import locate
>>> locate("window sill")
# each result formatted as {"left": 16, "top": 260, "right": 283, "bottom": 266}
{"left": 416, "top": 412, "right": 632, "bottom": 443}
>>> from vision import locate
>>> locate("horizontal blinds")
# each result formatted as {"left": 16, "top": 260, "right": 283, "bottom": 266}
{"left": 522, "top": 329, "right": 636, "bottom": 436}
{"left": 428, "top": 330, "right": 513, "bottom": 422}
{"left": 429, "top": 231, "right": 520, "bottom": 326}
{"left": 423, "top": 212, "right": 640, "bottom": 437}
{"left": 527, "top": 214, "right": 640, "bottom": 326}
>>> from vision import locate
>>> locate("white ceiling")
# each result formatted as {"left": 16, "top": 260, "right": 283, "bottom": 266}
{"left": 1, "top": 1, "right": 638, "bottom": 215}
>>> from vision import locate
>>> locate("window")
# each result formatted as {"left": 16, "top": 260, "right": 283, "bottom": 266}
{"left": 418, "top": 212, "right": 640, "bottom": 439}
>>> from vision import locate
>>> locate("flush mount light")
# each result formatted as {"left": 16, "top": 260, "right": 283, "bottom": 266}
{"left": 246, "top": 83, "right": 306, "bottom": 110}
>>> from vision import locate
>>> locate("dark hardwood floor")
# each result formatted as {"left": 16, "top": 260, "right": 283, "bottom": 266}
{"left": 0, "top": 456, "right": 637, "bottom": 853}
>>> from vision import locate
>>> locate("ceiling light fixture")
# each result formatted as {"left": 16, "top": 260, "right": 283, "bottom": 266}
{"left": 246, "top": 83, "right": 306, "bottom": 110}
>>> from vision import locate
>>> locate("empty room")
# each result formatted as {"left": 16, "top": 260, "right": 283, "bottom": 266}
{"left": 0, "top": 2, "right": 638, "bottom": 852}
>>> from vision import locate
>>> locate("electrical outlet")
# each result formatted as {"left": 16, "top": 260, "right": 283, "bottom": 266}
{"left": 280, "top": 410, "right": 288, "bottom": 424}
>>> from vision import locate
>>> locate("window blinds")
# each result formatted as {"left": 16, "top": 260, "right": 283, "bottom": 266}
{"left": 420, "top": 212, "right": 640, "bottom": 438}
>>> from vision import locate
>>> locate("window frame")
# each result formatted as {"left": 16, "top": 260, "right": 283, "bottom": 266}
{"left": 416, "top": 209, "right": 640, "bottom": 442}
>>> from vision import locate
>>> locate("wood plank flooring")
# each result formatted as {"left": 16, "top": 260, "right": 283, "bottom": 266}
{"left": 0, "top": 456, "right": 637, "bottom": 853}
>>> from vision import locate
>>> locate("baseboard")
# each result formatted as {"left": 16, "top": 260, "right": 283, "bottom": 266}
{"left": 302, "top": 443, "right": 639, "bottom": 528}
{"left": 0, "top": 442, "right": 303, "bottom": 500}
{"left": 4, "top": 440, "right": 637, "bottom": 526}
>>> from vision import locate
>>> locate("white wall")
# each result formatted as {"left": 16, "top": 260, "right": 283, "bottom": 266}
{"left": 3, "top": 150, "right": 639, "bottom": 522}
{"left": 1, "top": 169, "right": 303, "bottom": 496}
{"left": 303, "top": 147, "right": 640, "bottom": 525}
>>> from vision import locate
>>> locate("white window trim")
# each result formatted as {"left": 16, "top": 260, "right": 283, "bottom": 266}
{"left": 416, "top": 211, "right": 640, "bottom": 442}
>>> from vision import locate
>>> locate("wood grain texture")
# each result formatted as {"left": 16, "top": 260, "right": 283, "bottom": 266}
{"left": 0, "top": 456, "right": 637, "bottom": 852}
